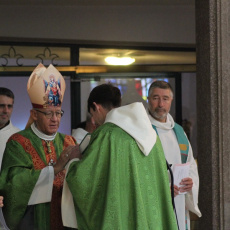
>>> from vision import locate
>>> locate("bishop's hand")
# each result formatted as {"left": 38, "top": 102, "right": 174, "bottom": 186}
{"left": 53, "top": 145, "right": 81, "bottom": 175}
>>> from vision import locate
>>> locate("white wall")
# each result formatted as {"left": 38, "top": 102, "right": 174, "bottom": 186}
{"left": 0, "top": 5, "right": 195, "bottom": 44}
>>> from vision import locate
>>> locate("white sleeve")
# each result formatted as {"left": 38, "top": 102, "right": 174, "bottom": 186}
{"left": 185, "top": 142, "right": 202, "bottom": 217}
{"left": 62, "top": 158, "right": 80, "bottom": 228}
{"left": 28, "top": 166, "right": 54, "bottom": 205}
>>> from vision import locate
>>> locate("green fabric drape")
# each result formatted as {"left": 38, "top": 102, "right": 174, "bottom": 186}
{"left": 67, "top": 123, "right": 178, "bottom": 230}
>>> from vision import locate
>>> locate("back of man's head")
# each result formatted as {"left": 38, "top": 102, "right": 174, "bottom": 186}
{"left": 88, "top": 84, "right": 121, "bottom": 112}
{"left": 0, "top": 87, "right": 14, "bottom": 102}
{"left": 148, "top": 81, "right": 173, "bottom": 98}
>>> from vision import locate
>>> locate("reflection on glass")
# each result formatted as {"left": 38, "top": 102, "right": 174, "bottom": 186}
{"left": 90, "top": 77, "right": 169, "bottom": 102}
{"left": 79, "top": 48, "right": 196, "bottom": 65}
{"left": 84, "top": 77, "right": 175, "bottom": 118}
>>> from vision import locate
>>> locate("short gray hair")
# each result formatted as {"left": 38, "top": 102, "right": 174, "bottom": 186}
{"left": 148, "top": 80, "right": 173, "bottom": 98}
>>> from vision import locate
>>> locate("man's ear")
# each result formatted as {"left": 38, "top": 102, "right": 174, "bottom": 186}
{"left": 30, "top": 109, "right": 38, "bottom": 121}
{"left": 93, "top": 102, "right": 100, "bottom": 112}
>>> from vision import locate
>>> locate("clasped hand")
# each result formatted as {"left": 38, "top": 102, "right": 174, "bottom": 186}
{"left": 173, "top": 177, "right": 193, "bottom": 197}
{"left": 54, "top": 145, "right": 81, "bottom": 175}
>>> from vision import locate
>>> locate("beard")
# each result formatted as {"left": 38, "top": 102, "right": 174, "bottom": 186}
{"left": 149, "top": 108, "right": 168, "bottom": 121}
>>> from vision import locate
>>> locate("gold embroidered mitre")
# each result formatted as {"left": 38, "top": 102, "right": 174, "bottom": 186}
{"left": 25, "top": 63, "right": 66, "bottom": 129}
{"left": 27, "top": 63, "right": 66, "bottom": 108}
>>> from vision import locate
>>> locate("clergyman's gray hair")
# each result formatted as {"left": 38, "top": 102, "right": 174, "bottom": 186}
{"left": 148, "top": 81, "right": 173, "bottom": 98}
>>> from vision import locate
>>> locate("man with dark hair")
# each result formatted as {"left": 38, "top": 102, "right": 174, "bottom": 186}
{"left": 0, "top": 87, "right": 20, "bottom": 167}
{"left": 62, "top": 83, "right": 178, "bottom": 230}
{"left": 147, "top": 80, "right": 201, "bottom": 230}
{"left": 87, "top": 83, "right": 121, "bottom": 115}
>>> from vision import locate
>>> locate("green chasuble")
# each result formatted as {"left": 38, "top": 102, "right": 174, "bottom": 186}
{"left": 0, "top": 127, "right": 76, "bottom": 230}
{"left": 66, "top": 122, "right": 178, "bottom": 230}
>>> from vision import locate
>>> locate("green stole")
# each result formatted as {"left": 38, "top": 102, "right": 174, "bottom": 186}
{"left": 152, "top": 123, "right": 189, "bottom": 163}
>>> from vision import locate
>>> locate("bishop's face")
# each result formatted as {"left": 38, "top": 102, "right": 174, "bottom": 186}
{"left": 148, "top": 88, "right": 173, "bottom": 123}
{"left": 32, "top": 107, "right": 63, "bottom": 135}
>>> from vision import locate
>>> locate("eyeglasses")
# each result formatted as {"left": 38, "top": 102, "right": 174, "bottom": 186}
{"left": 35, "top": 110, "right": 64, "bottom": 119}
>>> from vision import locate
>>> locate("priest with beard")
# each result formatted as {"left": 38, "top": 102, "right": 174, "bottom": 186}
{"left": 147, "top": 80, "right": 201, "bottom": 230}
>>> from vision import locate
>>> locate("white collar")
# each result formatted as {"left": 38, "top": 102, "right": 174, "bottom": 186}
{"left": 148, "top": 112, "right": 175, "bottom": 130}
{"left": 0, "top": 120, "right": 12, "bottom": 131}
{"left": 105, "top": 102, "right": 156, "bottom": 156}
{"left": 31, "top": 123, "right": 57, "bottom": 141}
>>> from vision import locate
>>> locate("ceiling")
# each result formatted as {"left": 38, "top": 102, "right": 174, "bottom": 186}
{"left": 0, "top": 0, "right": 195, "bottom": 69}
